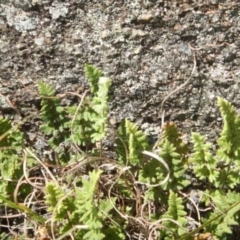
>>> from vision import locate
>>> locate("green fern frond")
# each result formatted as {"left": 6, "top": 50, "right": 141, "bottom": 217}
{"left": 217, "top": 168, "right": 240, "bottom": 189}
{"left": 0, "top": 117, "right": 23, "bottom": 151}
{"left": 160, "top": 122, "right": 189, "bottom": 161}
{"left": 216, "top": 97, "right": 240, "bottom": 188}
{"left": 84, "top": 64, "right": 103, "bottom": 94}
{"left": 126, "top": 120, "right": 148, "bottom": 165}
{"left": 159, "top": 140, "right": 189, "bottom": 190}
{"left": 76, "top": 170, "right": 102, "bottom": 205}
{"left": 67, "top": 73, "right": 112, "bottom": 145}
{"left": 161, "top": 190, "right": 188, "bottom": 239}
{"left": 38, "top": 81, "right": 56, "bottom": 96}
{"left": 45, "top": 183, "right": 74, "bottom": 219}
{"left": 116, "top": 119, "right": 149, "bottom": 165}
{"left": 74, "top": 170, "right": 106, "bottom": 240}
{"left": 144, "top": 122, "right": 189, "bottom": 201}
{"left": 45, "top": 183, "right": 64, "bottom": 212}
{"left": 66, "top": 103, "right": 96, "bottom": 147}
{"left": 38, "top": 82, "right": 70, "bottom": 161}
{"left": 202, "top": 190, "right": 240, "bottom": 239}
{"left": 217, "top": 97, "right": 240, "bottom": 163}
{"left": 0, "top": 117, "right": 23, "bottom": 195}
{"left": 91, "top": 76, "right": 112, "bottom": 142}
{"left": 38, "top": 82, "right": 69, "bottom": 135}
{"left": 190, "top": 132, "right": 219, "bottom": 183}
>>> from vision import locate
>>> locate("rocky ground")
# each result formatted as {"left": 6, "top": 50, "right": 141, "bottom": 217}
{"left": 0, "top": 0, "right": 240, "bottom": 239}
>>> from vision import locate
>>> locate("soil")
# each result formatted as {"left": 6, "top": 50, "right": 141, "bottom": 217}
{"left": 0, "top": 0, "right": 240, "bottom": 239}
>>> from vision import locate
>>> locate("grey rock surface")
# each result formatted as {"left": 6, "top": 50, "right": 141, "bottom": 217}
{"left": 0, "top": 0, "right": 240, "bottom": 143}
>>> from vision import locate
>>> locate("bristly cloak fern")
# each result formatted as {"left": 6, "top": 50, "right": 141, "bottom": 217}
{"left": 38, "top": 82, "right": 69, "bottom": 147}
{"left": 0, "top": 117, "right": 24, "bottom": 196}
{"left": 201, "top": 190, "right": 240, "bottom": 239}
{"left": 91, "top": 76, "right": 112, "bottom": 142}
{"left": 116, "top": 119, "right": 149, "bottom": 166}
{"left": 67, "top": 65, "right": 112, "bottom": 147}
{"left": 216, "top": 97, "right": 240, "bottom": 188}
{"left": 2, "top": 61, "right": 240, "bottom": 240}
{"left": 159, "top": 122, "right": 189, "bottom": 162}
{"left": 217, "top": 97, "right": 240, "bottom": 162}
{"left": 84, "top": 64, "right": 103, "bottom": 94}
{"left": 84, "top": 64, "right": 112, "bottom": 142}
{"left": 45, "top": 170, "right": 115, "bottom": 240}
{"left": 160, "top": 190, "right": 188, "bottom": 239}
{"left": 158, "top": 122, "right": 190, "bottom": 191}
{"left": 38, "top": 65, "right": 112, "bottom": 153}
{"left": 190, "top": 132, "right": 219, "bottom": 184}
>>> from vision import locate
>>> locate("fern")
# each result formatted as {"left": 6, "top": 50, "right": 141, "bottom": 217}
{"left": 138, "top": 124, "right": 189, "bottom": 214}
{"left": 90, "top": 76, "right": 112, "bottom": 142}
{"left": 2, "top": 64, "right": 240, "bottom": 240}
{"left": 38, "top": 82, "right": 70, "bottom": 154}
{"left": 160, "top": 191, "right": 188, "bottom": 239}
{"left": 202, "top": 190, "right": 240, "bottom": 239}
{"left": 217, "top": 97, "right": 240, "bottom": 162}
{"left": 159, "top": 122, "right": 189, "bottom": 162}
{"left": 190, "top": 132, "right": 219, "bottom": 184}
{"left": 66, "top": 66, "right": 112, "bottom": 147}
{"left": 38, "top": 66, "right": 112, "bottom": 160}
{"left": 44, "top": 170, "right": 116, "bottom": 239}
{"left": 159, "top": 140, "right": 189, "bottom": 191}
{"left": 140, "top": 122, "right": 190, "bottom": 191}
{"left": 74, "top": 170, "right": 104, "bottom": 239}
{"left": 0, "top": 117, "right": 23, "bottom": 196}
{"left": 67, "top": 102, "right": 97, "bottom": 147}
{"left": 216, "top": 97, "right": 240, "bottom": 188}
{"left": 45, "top": 183, "right": 74, "bottom": 217}
{"left": 116, "top": 119, "right": 149, "bottom": 166}
{"left": 84, "top": 64, "right": 104, "bottom": 94}
{"left": 155, "top": 122, "right": 190, "bottom": 190}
